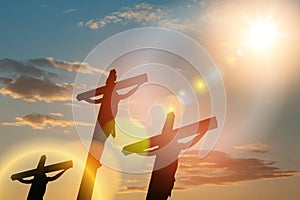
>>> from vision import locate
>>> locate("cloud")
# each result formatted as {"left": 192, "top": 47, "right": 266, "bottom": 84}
{"left": 85, "top": 3, "right": 167, "bottom": 29}
{"left": 0, "top": 76, "right": 73, "bottom": 102}
{"left": 28, "top": 57, "right": 106, "bottom": 74}
{"left": 0, "top": 57, "right": 108, "bottom": 102}
{"left": 176, "top": 151, "right": 297, "bottom": 187}
{"left": 119, "top": 150, "right": 297, "bottom": 193}
{"left": 0, "top": 77, "right": 13, "bottom": 86}
{"left": 119, "top": 186, "right": 147, "bottom": 194}
{"left": 233, "top": 143, "right": 269, "bottom": 154}
{"left": 77, "top": 21, "right": 84, "bottom": 27}
{"left": 0, "top": 58, "right": 105, "bottom": 79}
{"left": 158, "top": 18, "right": 195, "bottom": 31}
{"left": 79, "top": 2, "right": 209, "bottom": 32}
{"left": 50, "top": 112, "right": 64, "bottom": 117}
{"left": 81, "top": 3, "right": 173, "bottom": 30}
{"left": 0, "top": 58, "right": 56, "bottom": 79}
{"left": 64, "top": 8, "right": 77, "bottom": 14}
{"left": 1, "top": 113, "right": 92, "bottom": 130}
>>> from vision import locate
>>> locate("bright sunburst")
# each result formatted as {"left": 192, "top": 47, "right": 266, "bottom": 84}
{"left": 246, "top": 17, "right": 279, "bottom": 51}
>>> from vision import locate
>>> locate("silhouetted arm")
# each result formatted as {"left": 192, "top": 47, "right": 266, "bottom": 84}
{"left": 47, "top": 169, "right": 67, "bottom": 182}
{"left": 18, "top": 178, "right": 33, "bottom": 184}
{"left": 118, "top": 85, "right": 139, "bottom": 100}
{"left": 177, "top": 134, "right": 202, "bottom": 150}
{"left": 84, "top": 97, "right": 103, "bottom": 104}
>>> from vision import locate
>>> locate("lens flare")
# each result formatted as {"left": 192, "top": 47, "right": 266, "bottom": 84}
{"left": 194, "top": 78, "right": 207, "bottom": 94}
{"left": 247, "top": 17, "right": 279, "bottom": 51}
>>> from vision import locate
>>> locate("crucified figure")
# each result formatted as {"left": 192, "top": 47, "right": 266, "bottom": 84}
{"left": 123, "top": 112, "right": 217, "bottom": 200}
{"left": 11, "top": 155, "right": 72, "bottom": 200}
{"left": 76, "top": 69, "right": 147, "bottom": 200}
{"left": 18, "top": 169, "right": 66, "bottom": 200}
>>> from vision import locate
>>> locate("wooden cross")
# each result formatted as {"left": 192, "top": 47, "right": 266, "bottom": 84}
{"left": 76, "top": 69, "right": 147, "bottom": 200}
{"left": 123, "top": 112, "right": 218, "bottom": 200}
{"left": 11, "top": 155, "right": 72, "bottom": 200}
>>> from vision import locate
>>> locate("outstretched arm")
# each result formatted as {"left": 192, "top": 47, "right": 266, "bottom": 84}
{"left": 48, "top": 169, "right": 67, "bottom": 182}
{"left": 18, "top": 178, "right": 33, "bottom": 184}
{"left": 83, "top": 97, "right": 103, "bottom": 104}
{"left": 119, "top": 85, "right": 139, "bottom": 100}
{"left": 178, "top": 133, "right": 202, "bottom": 150}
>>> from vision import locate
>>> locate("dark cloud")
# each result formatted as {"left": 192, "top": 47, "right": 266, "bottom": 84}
{"left": 0, "top": 57, "right": 108, "bottom": 102}
{"left": 1, "top": 113, "right": 92, "bottom": 129}
{"left": 0, "top": 77, "right": 13, "bottom": 85}
{"left": 0, "top": 58, "right": 52, "bottom": 78}
{"left": 177, "top": 151, "right": 297, "bottom": 186}
{"left": 119, "top": 150, "right": 297, "bottom": 193}
{"left": 0, "top": 76, "right": 72, "bottom": 102}
{"left": 0, "top": 57, "right": 106, "bottom": 80}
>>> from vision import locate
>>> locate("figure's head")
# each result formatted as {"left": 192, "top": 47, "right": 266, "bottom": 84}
{"left": 106, "top": 69, "right": 117, "bottom": 84}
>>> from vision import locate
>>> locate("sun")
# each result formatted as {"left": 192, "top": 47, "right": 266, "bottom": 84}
{"left": 246, "top": 17, "right": 279, "bottom": 51}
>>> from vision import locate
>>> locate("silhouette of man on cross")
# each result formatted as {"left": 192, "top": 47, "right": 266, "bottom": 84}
{"left": 123, "top": 112, "right": 218, "bottom": 200}
{"left": 11, "top": 155, "right": 72, "bottom": 200}
{"left": 83, "top": 69, "right": 141, "bottom": 138}
{"left": 76, "top": 69, "right": 147, "bottom": 200}
{"left": 17, "top": 169, "right": 66, "bottom": 200}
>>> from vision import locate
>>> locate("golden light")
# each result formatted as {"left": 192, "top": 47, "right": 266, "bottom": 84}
{"left": 0, "top": 140, "right": 120, "bottom": 200}
{"left": 193, "top": 78, "right": 207, "bottom": 94}
{"left": 247, "top": 18, "right": 279, "bottom": 50}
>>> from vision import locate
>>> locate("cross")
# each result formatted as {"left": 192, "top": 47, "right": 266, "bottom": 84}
{"left": 76, "top": 69, "right": 147, "bottom": 200}
{"left": 122, "top": 112, "right": 218, "bottom": 200}
{"left": 11, "top": 155, "right": 72, "bottom": 200}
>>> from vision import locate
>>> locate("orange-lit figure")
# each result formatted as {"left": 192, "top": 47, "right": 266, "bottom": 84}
{"left": 76, "top": 69, "right": 147, "bottom": 200}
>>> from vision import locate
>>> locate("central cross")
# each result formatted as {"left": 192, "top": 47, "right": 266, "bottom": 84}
{"left": 76, "top": 69, "right": 147, "bottom": 200}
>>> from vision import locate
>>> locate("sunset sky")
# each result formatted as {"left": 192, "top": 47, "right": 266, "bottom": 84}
{"left": 0, "top": 0, "right": 300, "bottom": 199}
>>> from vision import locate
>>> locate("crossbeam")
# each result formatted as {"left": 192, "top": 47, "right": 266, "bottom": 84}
{"left": 122, "top": 116, "right": 217, "bottom": 155}
{"left": 76, "top": 73, "right": 147, "bottom": 101}
{"left": 11, "top": 155, "right": 73, "bottom": 180}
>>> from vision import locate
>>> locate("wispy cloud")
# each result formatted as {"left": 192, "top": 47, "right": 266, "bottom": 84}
{"left": 79, "top": 2, "right": 196, "bottom": 31}
{"left": 28, "top": 57, "right": 105, "bottom": 74}
{"left": 233, "top": 143, "right": 269, "bottom": 154}
{"left": 119, "top": 186, "right": 147, "bottom": 194}
{"left": 0, "top": 76, "right": 73, "bottom": 102}
{"left": 119, "top": 150, "right": 297, "bottom": 193}
{"left": 1, "top": 113, "right": 92, "bottom": 130}
{"left": 82, "top": 3, "right": 169, "bottom": 30}
{"left": 64, "top": 8, "right": 77, "bottom": 14}
{"left": 0, "top": 57, "right": 105, "bottom": 78}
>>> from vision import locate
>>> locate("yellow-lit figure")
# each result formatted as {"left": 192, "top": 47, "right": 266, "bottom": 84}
{"left": 76, "top": 69, "right": 147, "bottom": 200}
